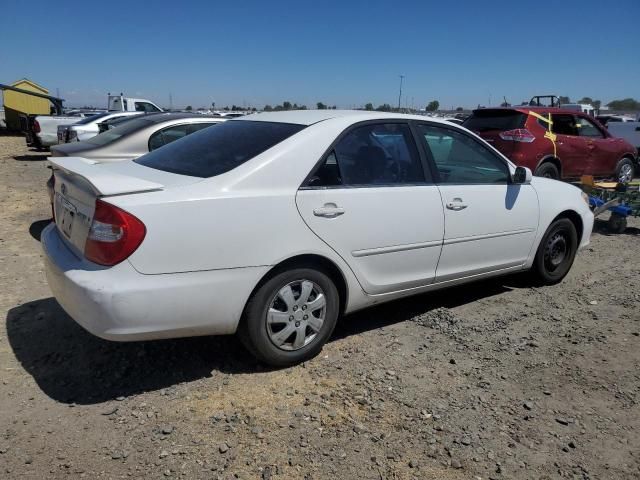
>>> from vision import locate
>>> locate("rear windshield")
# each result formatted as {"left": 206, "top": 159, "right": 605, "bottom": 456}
{"left": 463, "top": 110, "right": 527, "bottom": 132}
{"left": 86, "top": 117, "right": 153, "bottom": 146}
{"left": 135, "top": 120, "right": 306, "bottom": 178}
{"left": 73, "top": 112, "right": 111, "bottom": 125}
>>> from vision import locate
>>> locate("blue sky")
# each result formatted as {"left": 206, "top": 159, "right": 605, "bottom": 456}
{"left": 1, "top": 0, "right": 638, "bottom": 109}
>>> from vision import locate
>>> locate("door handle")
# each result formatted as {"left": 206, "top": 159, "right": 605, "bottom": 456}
{"left": 446, "top": 198, "right": 467, "bottom": 211}
{"left": 313, "top": 204, "right": 345, "bottom": 218}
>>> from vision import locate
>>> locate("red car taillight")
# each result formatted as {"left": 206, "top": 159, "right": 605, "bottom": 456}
{"left": 33, "top": 120, "right": 41, "bottom": 133}
{"left": 84, "top": 200, "right": 146, "bottom": 266}
{"left": 499, "top": 129, "right": 535, "bottom": 143}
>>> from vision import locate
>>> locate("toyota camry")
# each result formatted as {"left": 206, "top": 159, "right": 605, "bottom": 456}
{"left": 42, "top": 110, "right": 594, "bottom": 366}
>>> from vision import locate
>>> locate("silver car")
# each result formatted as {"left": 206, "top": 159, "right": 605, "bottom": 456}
{"left": 49, "top": 113, "right": 225, "bottom": 163}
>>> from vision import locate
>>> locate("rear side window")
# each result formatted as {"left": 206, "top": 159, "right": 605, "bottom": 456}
{"left": 307, "top": 123, "right": 425, "bottom": 187}
{"left": 135, "top": 121, "right": 305, "bottom": 178}
{"left": 463, "top": 110, "right": 526, "bottom": 132}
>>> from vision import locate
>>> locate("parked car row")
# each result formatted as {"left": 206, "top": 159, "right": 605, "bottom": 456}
{"left": 42, "top": 109, "right": 594, "bottom": 366}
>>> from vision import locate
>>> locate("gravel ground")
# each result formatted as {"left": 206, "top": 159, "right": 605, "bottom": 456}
{"left": 0, "top": 134, "right": 639, "bottom": 480}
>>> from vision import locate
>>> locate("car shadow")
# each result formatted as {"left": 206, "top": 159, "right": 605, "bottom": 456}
{"left": 7, "top": 276, "right": 525, "bottom": 405}
{"left": 13, "top": 153, "right": 48, "bottom": 161}
{"left": 29, "top": 219, "right": 52, "bottom": 242}
{"left": 593, "top": 218, "right": 640, "bottom": 236}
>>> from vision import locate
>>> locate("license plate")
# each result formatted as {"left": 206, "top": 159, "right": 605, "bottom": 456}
{"left": 57, "top": 195, "right": 76, "bottom": 238}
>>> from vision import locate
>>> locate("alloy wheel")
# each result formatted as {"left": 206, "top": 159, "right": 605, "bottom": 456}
{"left": 618, "top": 163, "right": 633, "bottom": 183}
{"left": 266, "top": 280, "right": 326, "bottom": 351}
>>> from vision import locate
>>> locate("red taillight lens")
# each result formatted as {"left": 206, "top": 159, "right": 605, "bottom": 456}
{"left": 499, "top": 129, "right": 535, "bottom": 143}
{"left": 33, "top": 120, "right": 41, "bottom": 133}
{"left": 84, "top": 200, "right": 146, "bottom": 266}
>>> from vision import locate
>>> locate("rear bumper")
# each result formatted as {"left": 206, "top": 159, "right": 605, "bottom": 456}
{"left": 41, "top": 223, "right": 268, "bottom": 341}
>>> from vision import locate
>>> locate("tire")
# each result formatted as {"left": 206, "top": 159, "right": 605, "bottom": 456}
{"left": 534, "top": 162, "right": 560, "bottom": 180}
{"left": 608, "top": 213, "right": 627, "bottom": 233}
{"left": 615, "top": 158, "right": 635, "bottom": 184}
{"left": 530, "top": 218, "right": 578, "bottom": 285}
{"left": 238, "top": 267, "right": 339, "bottom": 367}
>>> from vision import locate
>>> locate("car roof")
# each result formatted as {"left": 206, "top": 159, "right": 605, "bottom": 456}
{"left": 472, "top": 106, "right": 588, "bottom": 115}
{"left": 141, "top": 112, "right": 225, "bottom": 124}
{"left": 235, "top": 109, "right": 455, "bottom": 126}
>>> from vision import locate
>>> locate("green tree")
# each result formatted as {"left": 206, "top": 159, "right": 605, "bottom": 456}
{"left": 365, "top": 103, "right": 374, "bottom": 111}
{"left": 298, "top": 105, "right": 308, "bottom": 110}
{"left": 593, "top": 100, "right": 601, "bottom": 110}
{"left": 607, "top": 98, "right": 640, "bottom": 110}
{"left": 263, "top": 105, "right": 273, "bottom": 112}
{"left": 185, "top": 105, "right": 192, "bottom": 111}
{"left": 331, "top": 105, "right": 337, "bottom": 109}
{"left": 425, "top": 100, "right": 440, "bottom": 112}
{"left": 376, "top": 103, "right": 392, "bottom": 112}
{"left": 223, "top": 106, "right": 230, "bottom": 111}
{"left": 282, "top": 101, "right": 293, "bottom": 110}
{"left": 455, "top": 106, "right": 463, "bottom": 112}
{"left": 577, "top": 97, "right": 593, "bottom": 104}
{"left": 558, "top": 96, "right": 570, "bottom": 104}
{"left": 317, "top": 102, "right": 327, "bottom": 110}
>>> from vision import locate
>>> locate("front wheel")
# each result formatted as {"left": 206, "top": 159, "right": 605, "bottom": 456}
{"left": 530, "top": 218, "right": 578, "bottom": 285}
{"left": 238, "top": 267, "right": 339, "bottom": 367}
{"left": 615, "top": 158, "right": 635, "bottom": 184}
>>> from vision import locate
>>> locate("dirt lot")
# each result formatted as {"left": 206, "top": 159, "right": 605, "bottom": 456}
{"left": 0, "top": 134, "right": 638, "bottom": 480}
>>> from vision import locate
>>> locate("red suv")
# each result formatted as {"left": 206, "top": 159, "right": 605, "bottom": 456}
{"left": 463, "top": 107, "right": 637, "bottom": 182}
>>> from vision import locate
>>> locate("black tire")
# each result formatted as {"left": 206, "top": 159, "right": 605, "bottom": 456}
{"left": 614, "top": 158, "right": 635, "bottom": 184}
{"left": 238, "top": 267, "right": 339, "bottom": 367}
{"left": 530, "top": 218, "right": 578, "bottom": 285}
{"left": 534, "top": 162, "right": 560, "bottom": 180}
{"left": 608, "top": 213, "right": 627, "bottom": 233}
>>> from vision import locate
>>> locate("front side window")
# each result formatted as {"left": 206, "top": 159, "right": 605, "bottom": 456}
{"left": 575, "top": 116, "right": 604, "bottom": 138}
{"left": 308, "top": 123, "right": 425, "bottom": 187}
{"left": 417, "top": 124, "right": 510, "bottom": 184}
{"left": 136, "top": 120, "right": 305, "bottom": 178}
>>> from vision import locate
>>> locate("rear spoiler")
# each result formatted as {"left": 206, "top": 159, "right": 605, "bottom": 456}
{"left": 48, "top": 157, "right": 164, "bottom": 196}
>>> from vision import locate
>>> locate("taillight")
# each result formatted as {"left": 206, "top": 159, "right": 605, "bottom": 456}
{"left": 33, "top": 120, "right": 41, "bottom": 133}
{"left": 499, "top": 129, "right": 535, "bottom": 143}
{"left": 84, "top": 200, "right": 146, "bottom": 266}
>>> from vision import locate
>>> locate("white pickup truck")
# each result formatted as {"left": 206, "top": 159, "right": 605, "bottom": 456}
{"left": 57, "top": 111, "right": 144, "bottom": 143}
{"left": 25, "top": 95, "right": 162, "bottom": 149}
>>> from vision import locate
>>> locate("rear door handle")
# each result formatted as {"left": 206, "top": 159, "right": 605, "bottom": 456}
{"left": 446, "top": 198, "right": 467, "bottom": 211}
{"left": 313, "top": 204, "right": 345, "bottom": 218}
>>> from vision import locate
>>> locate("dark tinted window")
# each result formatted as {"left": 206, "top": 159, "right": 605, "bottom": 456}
{"left": 136, "top": 121, "right": 305, "bottom": 178}
{"left": 73, "top": 112, "right": 111, "bottom": 125}
{"left": 463, "top": 109, "right": 527, "bottom": 132}
{"left": 551, "top": 114, "right": 578, "bottom": 136}
{"left": 86, "top": 117, "right": 154, "bottom": 145}
{"left": 308, "top": 123, "right": 425, "bottom": 187}
{"left": 148, "top": 122, "right": 218, "bottom": 151}
{"left": 418, "top": 124, "right": 509, "bottom": 184}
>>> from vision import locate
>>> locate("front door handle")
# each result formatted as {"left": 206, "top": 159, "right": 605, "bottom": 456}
{"left": 313, "top": 203, "right": 345, "bottom": 218}
{"left": 446, "top": 198, "right": 467, "bottom": 211}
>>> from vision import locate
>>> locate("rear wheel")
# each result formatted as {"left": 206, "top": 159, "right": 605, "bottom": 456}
{"left": 534, "top": 162, "right": 560, "bottom": 180}
{"left": 530, "top": 218, "right": 578, "bottom": 285}
{"left": 615, "top": 158, "right": 635, "bottom": 183}
{"left": 238, "top": 267, "right": 339, "bottom": 367}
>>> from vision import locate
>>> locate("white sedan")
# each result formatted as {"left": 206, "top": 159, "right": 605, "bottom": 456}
{"left": 42, "top": 110, "right": 594, "bottom": 366}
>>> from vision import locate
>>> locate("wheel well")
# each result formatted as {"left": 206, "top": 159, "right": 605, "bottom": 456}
{"left": 537, "top": 157, "right": 562, "bottom": 176}
{"left": 554, "top": 210, "right": 583, "bottom": 241}
{"left": 251, "top": 254, "right": 348, "bottom": 315}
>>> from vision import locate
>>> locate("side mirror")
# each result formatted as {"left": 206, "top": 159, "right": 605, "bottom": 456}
{"left": 512, "top": 166, "right": 532, "bottom": 184}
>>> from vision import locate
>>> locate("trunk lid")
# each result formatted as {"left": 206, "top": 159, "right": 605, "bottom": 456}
{"left": 49, "top": 157, "right": 164, "bottom": 256}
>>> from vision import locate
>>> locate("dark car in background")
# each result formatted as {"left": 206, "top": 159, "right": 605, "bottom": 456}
{"left": 463, "top": 107, "right": 637, "bottom": 182}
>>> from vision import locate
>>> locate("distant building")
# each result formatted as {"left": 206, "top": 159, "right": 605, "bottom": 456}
{"left": 2, "top": 78, "right": 50, "bottom": 130}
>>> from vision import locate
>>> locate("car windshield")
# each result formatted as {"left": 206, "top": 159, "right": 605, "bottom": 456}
{"left": 73, "top": 112, "right": 112, "bottom": 125}
{"left": 86, "top": 117, "right": 154, "bottom": 146}
{"left": 135, "top": 120, "right": 305, "bottom": 178}
{"left": 463, "top": 110, "right": 527, "bottom": 132}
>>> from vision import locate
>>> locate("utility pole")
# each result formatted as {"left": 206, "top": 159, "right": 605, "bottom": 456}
{"left": 398, "top": 75, "right": 404, "bottom": 111}
{"left": 169, "top": 93, "right": 173, "bottom": 111}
